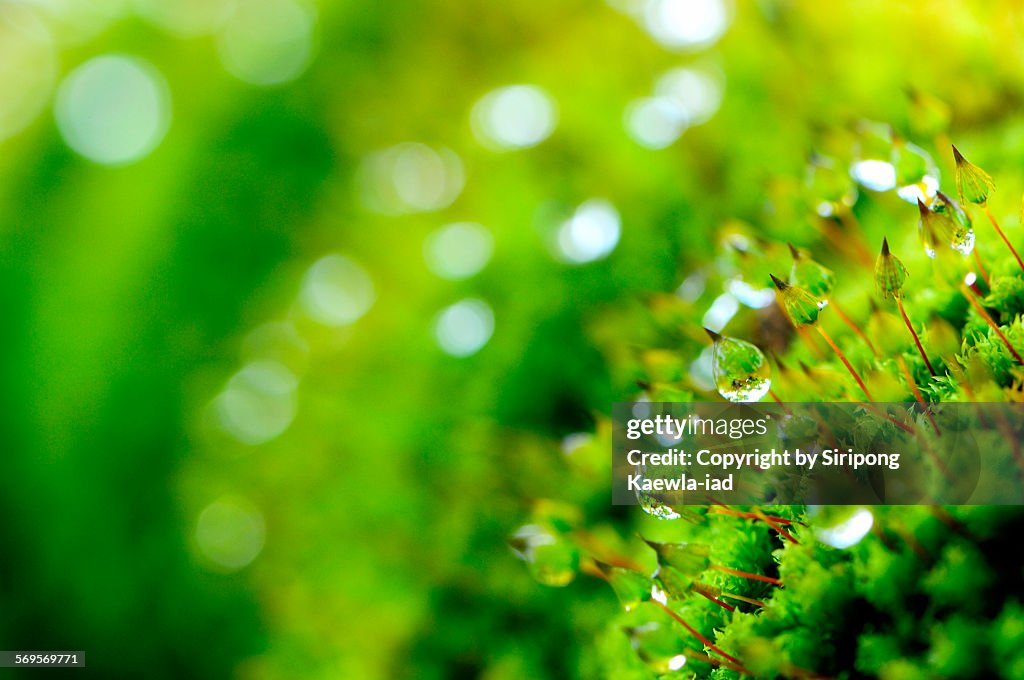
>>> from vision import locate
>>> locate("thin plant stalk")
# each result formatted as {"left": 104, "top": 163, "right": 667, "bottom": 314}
{"left": 651, "top": 600, "right": 748, "bottom": 670}
{"left": 834, "top": 208, "right": 875, "bottom": 267}
{"left": 719, "top": 592, "right": 766, "bottom": 608}
{"left": 832, "top": 301, "right": 879, "bottom": 356}
{"left": 972, "top": 249, "right": 991, "bottom": 287}
{"left": 710, "top": 564, "right": 782, "bottom": 585}
{"left": 983, "top": 205, "right": 1024, "bottom": 274}
{"left": 894, "top": 295, "right": 937, "bottom": 376}
{"left": 896, "top": 355, "right": 940, "bottom": 436}
{"left": 815, "top": 325, "right": 875, "bottom": 401}
{"left": 692, "top": 585, "right": 735, "bottom": 612}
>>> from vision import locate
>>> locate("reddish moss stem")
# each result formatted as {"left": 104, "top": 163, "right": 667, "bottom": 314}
{"left": 652, "top": 600, "right": 747, "bottom": 670}
{"left": 984, "top": 205, "right": 1024, "bottom": 274}
{"left": 895, "top": 295, "right": 937, "bottom": 376}
{"left": 832, "top": 301, "right": 878, "bottom": 356}
{"left": 711, "top": 564, "right": 782, "bottom": 586}
{"left": 896, "top": 356, "right": 940, "bottom": 436}
{"left": 693, "top": 585, "right": 736, "bottom": 612}
{"left": 708, "top": 506, "right": 795, "bottom": 524}
{"left": 815, "top": 325, "right": 875, "bottom": 400}
{"left": 720, "top": 591, "right": 766, "bottom": 608}
{"left": 972, "top": 249, "right": 991, "bottom": 287}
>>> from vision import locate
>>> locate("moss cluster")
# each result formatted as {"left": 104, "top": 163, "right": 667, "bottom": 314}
{"left": 516, "top": 125, "right": 1024, "bottom": 678}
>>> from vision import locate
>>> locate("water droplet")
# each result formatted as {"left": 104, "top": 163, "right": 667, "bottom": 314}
{"left": 708, "top": 331, "right": 771, "bottom": 402}
{"left": 602, "top": 564, "right": 652, "bottom": 611}
{"left": 918, "top": 198, "right": 974, "bottom": 258}
{"left": 509, "top": 524, "right": 579, "bottom": 587}
{"left": 633, "top": 463, "right": 682, "bottom": 519}
{"left": 933, "top": 191, "right": 976, "bottom": 255}
{"left": 950, "top": 226, "right": 976, "bottom": 255}
{"left": 626, "top": 623, "right": 689, "bottom": 674}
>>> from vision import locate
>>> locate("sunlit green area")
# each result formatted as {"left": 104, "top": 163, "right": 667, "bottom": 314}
{"left": 3, "top": 0, "right": 1024, "bottom": 678}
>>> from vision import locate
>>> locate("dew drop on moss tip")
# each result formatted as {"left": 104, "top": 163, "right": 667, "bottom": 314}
{"left": 627, "top": 624, "right": 689, "bottom": 674}
{"left": 635, "top": 465, "right": 682, "bottom": 519}
{"left": 603, "top": 564, "right": 652, "bottom": 611}
{"left": 708, "top": 331, "right": 771, "bottom": 402}
{"left": 509, "top": 524, "right": 579, "bottom": 587}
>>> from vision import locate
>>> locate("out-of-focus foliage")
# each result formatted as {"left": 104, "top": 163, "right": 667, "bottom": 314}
{"left": 4, "top": 0, "right": 1024, "bottom": 678}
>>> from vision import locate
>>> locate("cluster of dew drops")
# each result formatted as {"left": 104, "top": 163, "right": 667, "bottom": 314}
{"left": 636, "top": 120, "right": 1001, "bottom": 520}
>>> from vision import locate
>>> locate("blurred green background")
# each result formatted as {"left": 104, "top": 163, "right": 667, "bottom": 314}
{"left": 3, "top": 0, "right": 1024, "bottom": 677}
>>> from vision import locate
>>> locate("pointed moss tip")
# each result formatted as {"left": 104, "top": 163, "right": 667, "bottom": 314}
{"left": 769, "top": 273, "right": 788, "bottom": 290}
{"left": 917, "top": 198, "right": 930, "bottom": 215}
{"left": 952, "top": 144, "right": 966, "bottom": 163}
{"left": 787, "top": 242, "right": 801, "bottom": 259}
{"left": 704, "top": 327, "right": 722, "bottom": 342}
{"left": 881, "top": 237, "right": 890, "bottom": 255}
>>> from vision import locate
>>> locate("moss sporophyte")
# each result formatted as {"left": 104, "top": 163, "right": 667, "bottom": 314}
{"left": 953, "top": 144, "right": 1024, "bottom": 274}
{"left": 704, "top": 328, "right": 771, "bottom": 403}
{"left": 770, "top": 273, "right": 874, "bottom": 400}
{"left": 874, "top": 238, "right": 936, "bottom": 376}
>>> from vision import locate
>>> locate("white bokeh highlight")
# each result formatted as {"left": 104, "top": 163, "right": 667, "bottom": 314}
{"left": 134, "top": 0, "right": 236, "bottom": 37}
{"left": 217, "top": 0, "right": 315, "bottom": 86}
{"left": 625, "top": 97, "right": 687, "bottom": 149}
{"left": 850, "top": 160, "right": 897, "bottom": 192}
{"left": 423, "top": 222, "right": 494, "bottom": 280}
{"left": 435, "top": 298, "right": 495, "bottom": 357}
{"left": 360, "top": 143, "right": 465, "bottom": 215}
{"left": 300, "top": 254, "right": 376, "bottom": 327}
{"left": 0, "top": 6, "right": 57, "bottom": 143}
{"left": 555, "top": 199, "right": 621, "bottom": 264}
{"left": 196, "top": 496, "right": 266, "bottom": 571}
{"left": 643, "top": 0, "right": 729, "bottom": 50}
{"left": 213, "top": 360, "right": 298, "bottom": 445}
{"left": 55, "top": 55, "right": 171, "bottom": 166}
{"left": 471, "top": 84, "right": 557, "bottom": 150}
{"left": 816, "top": 508, "right": 874, "bottom": 549}
{"left": 654, "top": 65, "right": 724, "bottom": 125}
